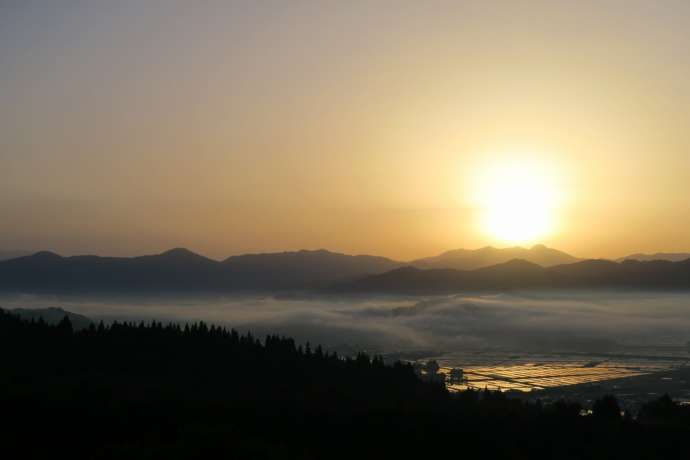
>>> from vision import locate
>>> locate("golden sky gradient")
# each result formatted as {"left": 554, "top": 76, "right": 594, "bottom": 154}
{"left": 2, "top": 1, "right": 690, "bottom": 260}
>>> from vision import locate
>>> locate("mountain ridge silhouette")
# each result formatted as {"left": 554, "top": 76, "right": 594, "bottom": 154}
{"left": 337, "top": 257, "right": 690, "bottom": 293}
{"left": 410, "top": 244, "right": 579, "bottom": 270}
{"left": 2, "top": 246, "right": 690, "bottom": 293}
{"left": 0, "top": 250, "right": 33, "bottom": 261}
{"left": 617, "top": 252, "right": 690, "bottom": 263}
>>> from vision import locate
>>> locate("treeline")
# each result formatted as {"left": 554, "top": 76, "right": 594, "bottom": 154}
{"left": 2, "top": 309, "right": 690, "bottom": 459}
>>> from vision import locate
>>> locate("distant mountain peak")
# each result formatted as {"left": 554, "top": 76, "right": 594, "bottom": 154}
{"left": 411, "top": 244, "right": 578, "bottom": 271}
{"left": 502, "top": 258, "right": 542, "bottom": 268}
{"left": 158, "top": 248, "right": 215, "bottom": 259}
{"left": 160, "top": 248, "right": 200, "bottom": 257}
{"left": 475, "top": 258, "right": 544, "bottom": 273}
{"left": 299, "top": 249, "right": 329, "bottom": 254}
{"left": 29, "top": 251, "right": 63, "bottom": 260}
{"left": 153, "top": 248, "right": 217, "bottom": 264}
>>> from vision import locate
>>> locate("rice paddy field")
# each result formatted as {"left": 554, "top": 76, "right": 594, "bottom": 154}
{"left": 421, "top": 347, "right": 690, "bottom": 392}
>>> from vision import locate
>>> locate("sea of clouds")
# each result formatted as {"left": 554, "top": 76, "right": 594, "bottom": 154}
{"left": 2, "top": 291, "right": 690, "bottom": 354}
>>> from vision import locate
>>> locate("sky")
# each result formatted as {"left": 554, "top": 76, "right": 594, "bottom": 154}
{"left": 2, "top": 0, "right": 690, "bottom": 261}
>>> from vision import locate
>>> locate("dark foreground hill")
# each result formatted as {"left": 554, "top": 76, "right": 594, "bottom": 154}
{"left": 3, "top": 309, "right": 690, "bottom": 459}
{"left": 337, "top": 258, "right": 690, "bottom": 294}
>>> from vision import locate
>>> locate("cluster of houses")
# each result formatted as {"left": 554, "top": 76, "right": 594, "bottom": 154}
{"left": 413, "top": 360, "right": 465, "bottom": 386}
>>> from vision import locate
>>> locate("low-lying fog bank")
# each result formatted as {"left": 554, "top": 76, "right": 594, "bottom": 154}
{"left": 2, "top": 291, "right": 690, "bottom": 355}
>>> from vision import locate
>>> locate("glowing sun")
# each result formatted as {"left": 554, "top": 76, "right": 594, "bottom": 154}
{"left": 476, "top": 159, "right": 560, "bottom": 245}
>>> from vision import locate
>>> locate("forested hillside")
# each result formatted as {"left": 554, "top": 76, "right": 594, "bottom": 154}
{"left": 3, "top": 310, "right": 690, "bottom": 459}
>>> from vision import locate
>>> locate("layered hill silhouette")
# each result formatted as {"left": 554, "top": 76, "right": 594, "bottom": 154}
{"left": 0, "top": 248, "right": 402, "bottom": 293}
{"left": 337, "top": 258, "right": 690, "bottom": 294}
{"left": 2, "top": 246, "right": 690, "bottom": 294}
{"left": 0, "top": 250, "right": 32, "bottom": 261}
{"left": 221, "top": 249, "right": 402, "bottom": 288}
{"left": 618, "top": 252, "right": 690, "bottom": 263}
{"left": 410, "top": 244, "right": 579, "bottom": 270}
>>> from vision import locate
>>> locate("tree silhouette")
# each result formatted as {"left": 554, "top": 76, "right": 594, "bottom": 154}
{"left": 593, "top": 394, "right": 622, "bottom": 421}
{"left": 3, "top": 308, "right": 690, "bottom": 459}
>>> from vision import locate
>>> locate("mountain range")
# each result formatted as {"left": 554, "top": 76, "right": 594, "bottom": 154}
{"left": 0, "top": 248, "right": 401, "bottom": 293}
{"left": 337, "top": 258, "right": 690, "bottom": 294}
{"left": 1, "top": 246, "right": 690, "bottom": 294}
{"left": 410, "top": 244, "right": 579, "bottom": 270}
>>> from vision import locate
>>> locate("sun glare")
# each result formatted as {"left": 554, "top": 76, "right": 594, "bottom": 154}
{"left": 475, "top": 158, "right": 560, "bottom": 245}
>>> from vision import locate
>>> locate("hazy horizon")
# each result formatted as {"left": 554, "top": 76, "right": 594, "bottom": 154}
{"left": 2, "top": 243, "right": 690, "bottom": 264}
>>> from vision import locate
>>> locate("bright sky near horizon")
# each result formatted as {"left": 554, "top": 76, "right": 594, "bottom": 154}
{"left": 2, "top": 1, "right": 690, "bottom": 260}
